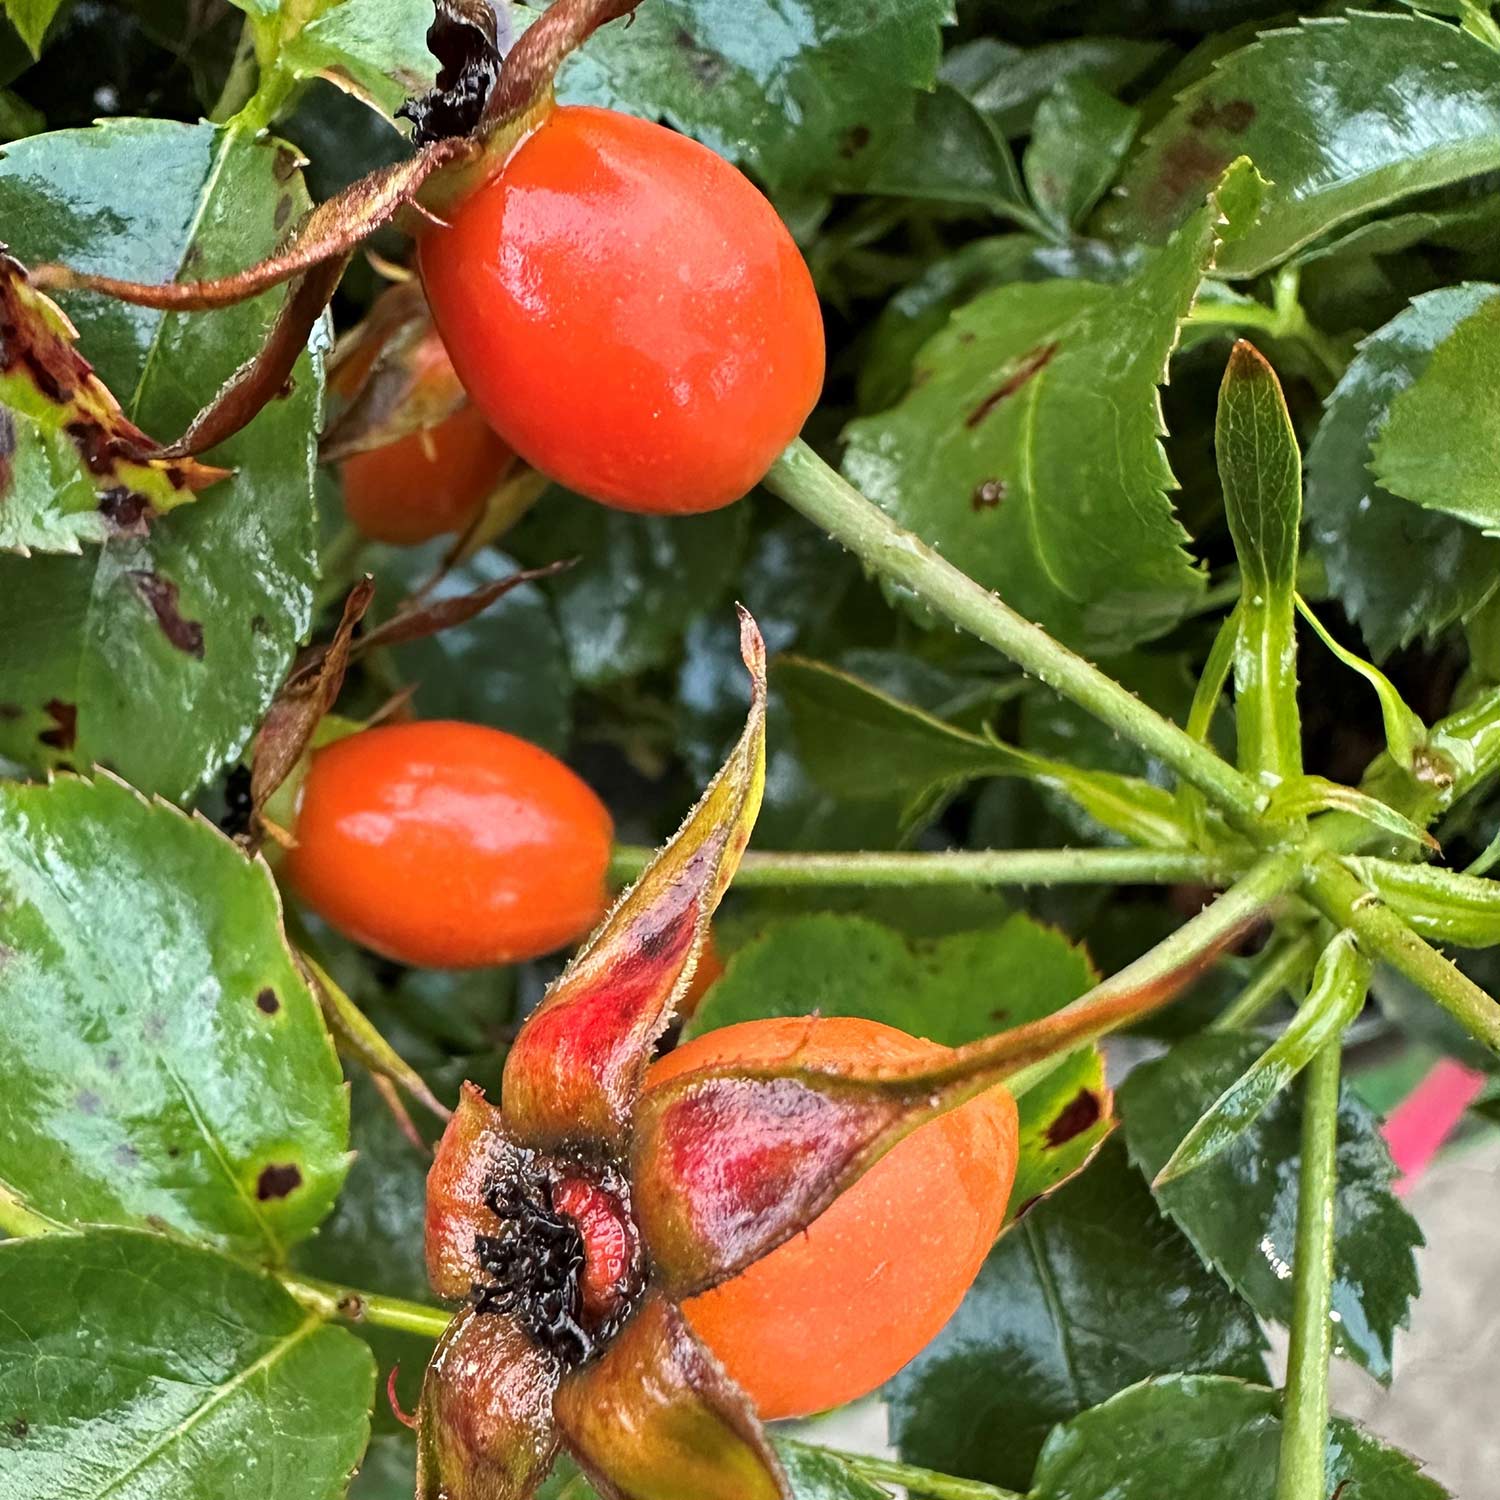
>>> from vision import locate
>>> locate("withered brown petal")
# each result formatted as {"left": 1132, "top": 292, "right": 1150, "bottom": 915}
{"left": 632, "top": 936, "right": 1239, "bottom": 1297}
{"left": 426, "top": 1082, "right": 509, "bottom": 1299}
{"left": 552, "top": 1291, "right": 788, "bottom": 1500}
{"left": 417, "top": 1307, "right": 562, "bottom": 1500}
{"left": 500, "top": 611, "right": 767, "bottom": 1155}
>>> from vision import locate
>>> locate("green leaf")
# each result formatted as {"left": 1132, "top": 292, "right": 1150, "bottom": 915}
{"left": 1120, "top": 1032, "right": 1422, "bottom": 1382}
{"left": 1217, "top": 340, "right": 1301, "bottom": 781}
{"left": 886, "top": 1140, "right": 1267, "bottom": 1491}
{"left": 512, "top": 488, "right": 747, "bottom": 687}
{"left": 1155, "top": 931, "right": 1370, "bottom": 1185}
{"left": 1108, "top": 12, "right": 1500, "bottom": 277}
{"left": 772, "top": 1443, "right": 888, "bottom": 1500}
{"left": 1030, "top": 1374, "right": 1451, "bottom": 1500}
{"left": 547, "top": 0, "right": 953, "bottom": 193}
{"left": 841, "top": 167, "right": 1258, "bottom": 654}
{"left": 1372, "top": 294, "right": 1500, "bottom": 530}
{"left": 940, "top": 35, "right": 1167, "bottom": 138}
{"left": 1265, "top": 774, "right": 1437, "bottom": 853}
{"left": 272, "top": 0, "right": 437, "bottom": 121}
{"left": 0, "top": 120, "right": 324, "bottom": 800}
{"left": 683, "top": 910, "right": 1110, "bottom": 1218}
{"left": 1023, "top": 77, "right": 1139, "bottom": 234}
{"left": 370, "top": 546, "right": 572, "bottom": 753}
{"left": 780, "top": 656, "right": 1194, "bottom": 847}
{"left": 2, "top": 0, "right": 62, "bottom": 54}
{"left": 1345, "top": 857, "right": 1500, "bottom": 949}
{"left": 1306, "top": 283, "right": 1500, "bottom": 658}
{"left": 0, "top": 1229, "right": 375, "bottom": 1500}
{"left": 0, "top": 775, "right": 349, "bottom": 1258}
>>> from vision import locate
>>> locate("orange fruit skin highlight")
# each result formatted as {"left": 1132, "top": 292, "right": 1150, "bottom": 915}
{"left": 419, "top": 105, "right": 825, "bottom": 515}
{"left": 285, "top": 721, "right": 613, "bottom": 968}
{"left": 341, "top": 401, "right": 513, "bottom": 545}
{"left": 649, "top": 1016, "right": 1018, "bottom": 1420}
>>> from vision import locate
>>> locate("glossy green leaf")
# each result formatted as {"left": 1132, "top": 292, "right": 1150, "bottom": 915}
{"left": 1297, "top": 596, "right": 1426, "bottom": 771}
{"left": 1306, "top": 283, "right": 1500, "bottom": 658}
{"left": 243, "top": 0, "right": 437, "bottom": 120}
{"left": 0, "top": 1229, "right": 375, "bottom": 1500}
{"left": 1120, "top": 1032, "right": 1422, "bottom": 1381}
{"left": 941, "top": 35, "right": 1167, "bottom": 138}
{"left": 1030, "top": 1375, "right": 1450, "bottom": 1500}
{"left": 1265, "top": 774, "right": 1436, "bottom": 852}
{"left": 2, "top": 0, "right": 61, "bottom": 53}
{"left": 1179, "top": 606, "right": 1239, "bottom": 839}
{"left": 1155, "top": 931, "right": 1370, "bottom": 1185}
{"left": 0, "top": 120, "right": 324, "bottom": 800}
{"left": 0, "top": 775, "right": 348, "bottom": 1257}
{"left": 683, "top": 909, "right": 1110, "bottom": 1217}
{"left": 841, "top": 166, "right": 1261, "bottom": 654}
{"left": 549, "top": 0, "right": 953, "bottom": 193}
{"left": 512, "top": 488, "right": 747, "bottom": 687}
{"left": 773, "top": 1443, "right": 888, "bottom": 1500}
{"left": 886, "top": 1140, "right": 1267, "bottom": 1491}
{"left": 1023, "top": 77, "right": 1139, "bottom": 234}
{"left": 1372, "top": 294, "right": 1500, "bottom": 530}
{"left": 1345, "top": 856, "right": 1500, "bottom": 948}
{"left": 780, "top": 656, "right": 1193, "bottom": 847}
{"left": 1108, "top": 11, "right": 1500, "bottom": 276}
{"left": 370, "top": 545, "right": 572, "bottom": 753}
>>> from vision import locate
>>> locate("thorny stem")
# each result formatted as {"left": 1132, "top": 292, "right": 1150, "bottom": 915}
{"left": 1274, "top": 1037, "right": 1343, "bottom": 1500}
{"left": 822, "top": 1449, "right": 1024, "bottom": 1500}
{"left": 1212, "top": 930, "right": 1319, "bottom": 1032}
{"left": 608, "top": 845, "right": 1240, "bottom": 889}
{"left": 1304, "top": 854, "right": 1500, "bottom": 1054}
{"left": 764, "top": 440, "right": 1268, "bottom": 831}
{"left": 279, "top": 1271, "right": 452, "bottom": 1340}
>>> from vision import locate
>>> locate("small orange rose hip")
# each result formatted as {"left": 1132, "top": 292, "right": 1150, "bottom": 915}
{"left": 420, "top": 105, "right": 825, "bottom": 514}
{"left": 284, "top": 721, "right": 613, "bottom": 968}
{"left": 649, "top": 1015, "right": 1019, "bottom": 1420}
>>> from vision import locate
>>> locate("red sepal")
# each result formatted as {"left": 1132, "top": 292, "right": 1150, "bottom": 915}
{"left": 426, "top": 1082, "right": 509, "bottom": 1299}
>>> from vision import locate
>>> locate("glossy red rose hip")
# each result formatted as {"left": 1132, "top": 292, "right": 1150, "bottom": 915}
{"left": 420, "top": 105, "right": 825, "bottom": 513}
{"left": 285, "top": 720, "right": 612, "bottom": 968}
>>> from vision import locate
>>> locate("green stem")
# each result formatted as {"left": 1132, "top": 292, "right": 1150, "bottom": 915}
{"left": 1007, "top": 850, "right": 1303, "bottom": 1099}
{"left": 1274, "top": 1037, "right": 1341, "bottom": 1500}
{"left": 824, "top": 1449, "right": 1023, "bottom": 1500}
{"left": 278, "top": 1271, "right": 451, "bottom": 1340}
{"left": 1303, "top": 853, "right": 1500, "bottom": 1054}
{"left": 1213, "top": 930, "right": 1318, "bottom": 1032}
{"left": 313, "top": 523, "right": 372, "bottom": 614}
{"left": 209, "top": 18, "right": 260, "bottom": 124}
{"left": 608, "top": 845, "right": 1241, "bottom": 890}
{"left": 764, "top": 440, "right": 1266, "bottom": 830}
{"left": 1187, "top": 268, "right": 1346, "bottom": 388}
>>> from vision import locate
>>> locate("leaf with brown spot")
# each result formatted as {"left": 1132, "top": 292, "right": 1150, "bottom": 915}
{"left": 0, "top": 253, "right": 227, "bottom": 553}
{"left": 127, "top": 570, "right": 207, "bottom": 659}
{"left": 249, "top": 576, "right": 375, "bottom": 831}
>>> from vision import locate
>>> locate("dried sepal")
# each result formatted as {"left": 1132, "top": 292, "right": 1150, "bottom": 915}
{"left": 426, "top": 1082, "right": 510, "bottom": 1299}
{"left": 417, "top": 1307, "right": 562, "bottom": 1500}
{"left": 403, "top": 0, "right": 508, "bottom": 145}
{"left": 248, "top": 576, "right": 375, "bottom": 836}
{"left": 0, "top": 253, "right": 227, "bottom": 535}
{"left": 501, "top": 611, "right": 767, "bottom": 1155}
{"left": 633, "top": 941, "right": 1237, "bottom": 1297}
{"left": 552, "top": 1291, "right": 788, "bottom": 1500}
{"left": 321, "top": 279, "right": 468, "bottom": 463}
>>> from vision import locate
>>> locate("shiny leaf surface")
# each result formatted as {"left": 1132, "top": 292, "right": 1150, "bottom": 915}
{"left": 0, "top": 119, "right": 324, "bottom": 799}
{"left": 1023, "top": 77, "right": 1138, "bottom": 234}
{"left": 0, "top": 775, "right": 348, "bottom": 1256}
{"left": 842, "top": 168, "right": 1258, "bottom": 653}
{"left": 684, "top": 910, "right": 1108, "bottom": 1217}
{"left": 0, "top": 1229, "right": 374, "bottom": 1500}
{"left": 553, "top": 1292, "right": 787, "bottom": 1500}
{"left": 1120, "top": 1032, "right": 1422, "bottom": 1382}
{"left": 1108, "top": 11, "right": 1500, "bottom": 276}
{"left": 887, "top": 1140, "right": 1267, "bottom": 1491}
{"left": 1306, "top": 283, "right": 1500, "bottom": 658}
{"left": 1030, "top": 1375, "right": 1449, "bottom": 1500}
{"left": 547, "top": 0, "right": 952, "bottom": 193}
{"left": 502, "top": 613, "right": 767, "bottom": 1153}
{"left": 1373, "top": 293, "right": 1500, "bottom": 530}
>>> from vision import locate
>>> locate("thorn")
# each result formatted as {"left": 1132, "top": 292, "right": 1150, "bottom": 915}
{"left": 387, "top": 1365, "right": 418, "bottom": 1429}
